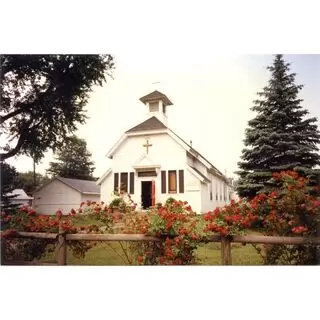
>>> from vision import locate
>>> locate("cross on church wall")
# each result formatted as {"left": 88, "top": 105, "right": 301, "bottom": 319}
{"left": 143, "top": 138, "right": 152, "bottom": 154}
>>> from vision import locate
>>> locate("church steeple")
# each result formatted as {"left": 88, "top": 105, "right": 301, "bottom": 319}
{"left": 139, "top": 90, "right": 173, "bottom": 126}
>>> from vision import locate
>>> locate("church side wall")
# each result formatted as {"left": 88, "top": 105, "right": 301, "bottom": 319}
{"left": 179, "top": 168, "right": 201, "bottom": 213}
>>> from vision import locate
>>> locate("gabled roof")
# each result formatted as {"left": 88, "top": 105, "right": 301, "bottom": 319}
{"left": 125, "top": 116, "right": 167, "bottom": 133}
{"left": 107, "top": 116, "right": 228, "bottom": 181}
{"left": 169, "top": 129, "right": 224, "bottom": 177}
{"left": 96, "top": 169, "right": 112, "bottom": 185}
{"left": 139, "top": 90, "right": 173, "bottom": 106}
{"left": 56, "top": 177, "right": 100, "bottom": 194}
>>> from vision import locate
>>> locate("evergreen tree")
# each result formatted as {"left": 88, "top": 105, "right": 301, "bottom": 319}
{"left": 237, "top": 54, "right": 320, "bottom": 199}
{"left": 46, "top": 135, "right": 95, "bottom": 180}
{"left": 0, "top": 162, "right": 19, "bottom": 212}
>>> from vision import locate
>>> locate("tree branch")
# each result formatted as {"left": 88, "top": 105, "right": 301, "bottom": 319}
{"left": 0, "top": 133, "right": 26, "bottom": 161}
{"left": 0, "top": 117, "right": 42, "bottom": 161}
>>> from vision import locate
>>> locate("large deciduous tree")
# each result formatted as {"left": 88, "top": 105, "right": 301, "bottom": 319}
{"left": 46, "top": 135, "right": 95, "bottom": 180}
{"left": 237, "top": 54, "right": 320, "bottom": 199}
{"left": 0, "top": 54, "right": 114, "bottom": 162}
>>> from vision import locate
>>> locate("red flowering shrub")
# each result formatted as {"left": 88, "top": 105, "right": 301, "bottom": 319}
{"left": 203, "top": 200, "right": 258, "bottom": 236}
{"left": 250, "top": 171, "right": 320, "bottom": 264}
{"left": 1, "top": 202, "right": 116, "bottom": 262}
{"left": 164, "top": 197, "right": 194, "bottom": 214}
{"left": 121, "top": 200, "right": 204, "bottom": 265}
{"left": 1, "top": 171, "right": 318, "bottom": 265}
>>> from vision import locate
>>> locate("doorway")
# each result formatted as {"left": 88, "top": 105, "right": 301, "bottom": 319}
{"left": 141, "top": 181, "right": 152, "bottom": 209}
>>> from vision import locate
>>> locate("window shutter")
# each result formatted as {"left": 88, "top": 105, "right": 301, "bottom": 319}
{"left": 120, "top": 172, "right": 128, "bottom": 193}
{"left": 161, "top": 171, "right": 166, "bottom": 193}
{"left": 114, "top": 173, "right": 119, "bottom": 192}
{"left": 129, "top": 172, "right": 134, "bottom": 194}
{"left": 178, "top": 170, "right": 184, "bottom": 193}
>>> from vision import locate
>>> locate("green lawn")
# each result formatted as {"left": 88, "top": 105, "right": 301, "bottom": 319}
{"left": 196, "top": 242, "right": 263, "bottom": 265}
{"left": 41, "top": 241, "right": 264, "bottom": 266}
{"left": 38, "top": 214, "right": 264, "bottom": 265}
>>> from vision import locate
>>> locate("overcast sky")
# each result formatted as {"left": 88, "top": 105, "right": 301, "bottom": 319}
{"left": 6, "top": 53, "right": 320, "bottom": 179}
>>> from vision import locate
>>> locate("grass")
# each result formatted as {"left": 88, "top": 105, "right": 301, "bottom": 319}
{"left": 38, "top": 214, "right": 265, "bottom": 265}
{"left": 196, "top": 242, "right": 263, "bottom": 265}
{"left": 40, "top": 241, "right": 264, "bottom": 266}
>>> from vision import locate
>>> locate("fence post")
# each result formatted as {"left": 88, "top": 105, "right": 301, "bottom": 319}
{"left": 56, "top": 223, "right": 67, "bottom": 265}
{"left": 221, "top": 236, "right": 232, "bottom": 265}
{"left": 1, "top": 238, "right": 5, "bottom": 265}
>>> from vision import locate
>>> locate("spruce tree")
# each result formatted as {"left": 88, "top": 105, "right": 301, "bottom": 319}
{"left": 237, "top": 54, "right": 320, "bottom": 199}
{"left": 46, "top": 135, "right": 95, "bottom": 181}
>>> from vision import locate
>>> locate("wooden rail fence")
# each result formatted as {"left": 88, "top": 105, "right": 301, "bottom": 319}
{"left": 1, "top": 231, "right": 320, "bottom": 266}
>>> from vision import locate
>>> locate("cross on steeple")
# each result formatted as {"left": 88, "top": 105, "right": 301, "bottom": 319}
{"left": 143, "top": 138, "right": 152, "bottom": 154}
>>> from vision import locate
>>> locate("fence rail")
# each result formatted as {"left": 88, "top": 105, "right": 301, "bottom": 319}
{"left": 1, "top": 231, "right": 320, "bottom": 266}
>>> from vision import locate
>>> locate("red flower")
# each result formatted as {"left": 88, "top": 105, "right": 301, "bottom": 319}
{"left": 20, "top": 206, "right": 28, "bottom": 213}
{"left": 137, "top": 255, "right": 144, "bottom": 264}
{"left": 270, "top": 191, "right": 278, "bottom": 198}
{"left": 27, "top": 209, "right": 36, "bottom": 216}
{"left": 56, "top": 210, "right": 63, "bottom": 218}
{"left": 292, "top": 226, "right": 308, "bottom": 234}
{"left": 159, "top": 256, "right": 166, "bottom": 264}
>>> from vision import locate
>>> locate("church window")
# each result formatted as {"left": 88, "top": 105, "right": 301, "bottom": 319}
{"left": 209, "top": 182, "right": 213, "bottom": 200}
{"left": 129, "top": 172, "right": 134, "bottom": 194}
{"left": 149, "top": 102, "right": 159, "bottom": 112}
{"left": 114, "top": 173, "right": 119, "bottom": 192}
{"left": 120, "top": 172, "right": 128, "bottom": 193}
{"left": 168, "top": 170, "right": 177, "bottom": 193}
{"left": 178, "top": 170, "right": 184, "bottom": 193}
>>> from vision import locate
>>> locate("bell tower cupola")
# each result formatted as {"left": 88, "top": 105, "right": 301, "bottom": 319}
{"left": 139, "top": 90, "right": 173, "bottom": 126}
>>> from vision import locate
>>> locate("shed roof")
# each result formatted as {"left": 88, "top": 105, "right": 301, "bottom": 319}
{"left": 56, "top": 177, "right": 100, "bottom": 194}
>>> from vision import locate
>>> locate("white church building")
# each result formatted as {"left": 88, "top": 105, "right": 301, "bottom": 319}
{"left": 97, "top": 91, "right": 234, "bottom": 213}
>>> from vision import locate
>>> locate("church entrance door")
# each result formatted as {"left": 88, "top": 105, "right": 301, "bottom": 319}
{"left": 141, "top": 181, "right": 152, "bottom": 209}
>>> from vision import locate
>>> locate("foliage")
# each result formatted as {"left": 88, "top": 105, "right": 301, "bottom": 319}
{"left": 121, "top": 200, "right": 205, "bottom": 265}
{"left": 1, "top": 173, "right": 319, "bottom": 265}
{"left": 237, "top": 54, "right": 320, "bottom": 199}
{"left": 14, "top": 170, "right": 50, "bottom": 195}
{"left": 0, "top": 161, "right": 19, "bottom": 212}
{"left": 249, "top": 171, "right": 320, "bottom": 264}
{"left": 164, "top": 198, "right": 194, "bottom": 214}
{"left": 46, "top": 135, "right": 95, "bottom": 180}
{"left": 77, "top": 201, "right": 115, "bottom": 231}
{"left": 203, "top": 200, "right": 258, "bottom": 236}
{"left": 109, "top": 197, "right": 124, "bottom": 208}
{"left": 0, "top": 54, "right": 114, "bottom": 162}
{"left": 1, "top": 201, "right": 116, "bottom": 262}
{"left": 109, "top": 190, "right": 137, "bottom": 214}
